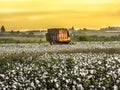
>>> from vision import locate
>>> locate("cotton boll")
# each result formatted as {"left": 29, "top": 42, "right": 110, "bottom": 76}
{"left": 0, "top": 74, "right": 5, "bottom": 79}
{"left": 113, "top": 85, "right": 118, "bottom": 90}
{"left": 55, "top": 83, "right": 59, "bottom": 88}
{"left": 35, "top": 78, "right": 39, "bottom": 85}
{"left": 77, "top": 84, "right": 84, "bottom": 90}
{"left": 31, "top": 82, "right": 35, "bottom": 89}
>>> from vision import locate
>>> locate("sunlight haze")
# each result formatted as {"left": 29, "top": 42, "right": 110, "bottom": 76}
{"left": 0, "top": 0, "right": 120, "bottom": 30}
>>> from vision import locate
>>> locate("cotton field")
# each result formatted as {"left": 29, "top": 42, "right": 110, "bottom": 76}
{"left": 0, "top": 41, "right": 120, "bottom": 54}
{"left": 0, "top": 42, "right": 120, "bottom": 90}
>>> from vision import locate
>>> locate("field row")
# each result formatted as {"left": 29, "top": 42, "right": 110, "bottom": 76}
{"left": 0, "top": 41, "right": 120, "bottom": 54}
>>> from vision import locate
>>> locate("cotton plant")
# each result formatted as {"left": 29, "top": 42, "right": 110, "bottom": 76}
{"left": 0, "top": 42, "right": 120, "bottom": 89}
{"left": 0, "top": 41, "right": 120, "bottom": 55}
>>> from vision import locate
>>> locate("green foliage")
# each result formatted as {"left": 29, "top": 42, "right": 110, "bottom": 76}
{"left": 0, "top": 38, "right": 43, "bottom": 44}
{"left": 76, "top": 34, "right": 120, "bottom": 42}
{"left": 66, "top": 58, "right": 75, "bottom": 71}
{"left": 78, "top": 34, "right": 90, "bottom": 41}
{"left": 103, "top": 77, "right": 112, "bottom": 88}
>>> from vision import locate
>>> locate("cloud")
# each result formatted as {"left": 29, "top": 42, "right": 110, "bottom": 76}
{"left": 0, "top": 0, "right": 32, "bottom": 2}
{"left": 0, "top": 8, "right": 19, "bottom": 13}
{"left": 0, "top": 0, "right": 120, "bottom": 30}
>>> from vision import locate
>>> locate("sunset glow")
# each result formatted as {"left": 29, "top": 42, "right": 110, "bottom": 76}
{"left": 0, "top": 0, "right": 120, "bottom": 30}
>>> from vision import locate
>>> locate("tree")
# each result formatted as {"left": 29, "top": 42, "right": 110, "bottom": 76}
{"left": 83, "top": 28, "right": 87, "bottom": 30}
{"left": 1, "top": 25, "right": 6, "bottom": 32}
{"left": 10, "top": 30, "right": 14, "bottom": 33}
{"left": 71, "top": 26, "right": 75, "bottom": 30}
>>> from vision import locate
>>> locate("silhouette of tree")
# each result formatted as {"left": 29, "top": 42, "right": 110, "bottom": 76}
{"left": 1, "top": 25, "right": 6, "bottom": 32}
{"left": 83, "top": 28, "right": 87, "bottom": 30}
{"left": 17, "top": 31, "right": 20, "bottom": 34}
{"left": 71, "top": 26, "right": 75, "bottom": 30}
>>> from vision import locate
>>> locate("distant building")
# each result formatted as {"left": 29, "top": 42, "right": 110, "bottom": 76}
{"left": 1, "top": 25, "right": 6, "bottom": 32}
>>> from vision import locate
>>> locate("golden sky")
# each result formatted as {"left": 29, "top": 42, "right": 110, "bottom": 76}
{"left": 0, "top": 0, "right": 120, "bottom": 31}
